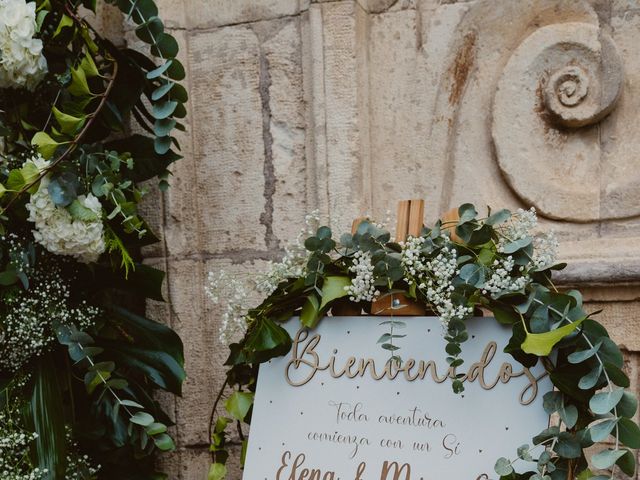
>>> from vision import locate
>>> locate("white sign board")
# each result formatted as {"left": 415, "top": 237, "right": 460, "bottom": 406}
{"left": 243, "top": 316, "right": 551, "bottom": 480}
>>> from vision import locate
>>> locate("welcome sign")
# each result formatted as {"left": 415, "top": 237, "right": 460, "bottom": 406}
{"left": 243, "top": 316, "right": 552, "bottom": 480}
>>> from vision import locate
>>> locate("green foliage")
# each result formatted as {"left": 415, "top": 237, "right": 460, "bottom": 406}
{"left": 0, "top": 0, "right": 187, "bottom": 478}
{"left": 209, "top": 204, "right": 639, "bottom": 480}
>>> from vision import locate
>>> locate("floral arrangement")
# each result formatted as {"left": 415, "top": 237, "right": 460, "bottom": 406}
{"left": 207, "top": 205, "right": 639, "bottom": 480}
{"left": 0, "top": 0, "right": 187, "bottom": 478}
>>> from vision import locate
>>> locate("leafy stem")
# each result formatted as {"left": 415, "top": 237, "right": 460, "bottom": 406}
{"left": 0, "top": 59, "right": 119, "bottom": 216}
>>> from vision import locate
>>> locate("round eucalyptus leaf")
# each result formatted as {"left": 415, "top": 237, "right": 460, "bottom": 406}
{"left": 47, "top": 172, "right": 79, "bottom": 207}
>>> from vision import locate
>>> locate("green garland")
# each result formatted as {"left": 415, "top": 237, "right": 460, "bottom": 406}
{"left": 0, "top": 0, "right": 187, "bottom": 478}
{"left": 210, "top": 205, "right": 639, "bottom": 480}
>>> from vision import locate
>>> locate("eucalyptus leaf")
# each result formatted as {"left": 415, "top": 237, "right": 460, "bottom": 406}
{"left": 502, "top": 237, "right": 533, "bottom": 254}
{"left": 616, "top": 449, "right": 636, "bottom": 477}
{"left": 147, "top": 59, "right": 172, "bottom": 80}
{"left": 494, "top": 457, "right": 513, "bottom": 476}
{"left": 578, "top": 364, "right": 602, "bottom": 390}
{"left": 152, "top": 100, "right": 178, "bottom": 119}
{"left": 153, "top": 433, "right": 175, "bottom": 451}
{"left": 568, "top": 340, "right": 602, "bottom": 364}
{"left": 458, "top": 203, "right": 478, "bottom": 224}
{"left": 617, "top": 417, "right": 640, "bottom": 448}
{"left": 485, "top": 208, "right": 511, "bottom": 225}
{"left": 617, "top": 391, "right": 638, "bottom": 418}
{"left": 588, "top": 418, "right": 618, "bottom": 442}
{"left": 154, "top": 135, "right": 173, "bottom": 154}
{"left": 591, "top": 448, "right": 626, "bottom": 470}
{"left": 589, "top": 389, "right": 624, "bottom": 415}
{"left": 47, "top": 172, "right": 79, "bottom": 207}
{"left": 130, "top": 411, "right": 155, "bottom": 427}
{"left": 154, "top": 118, "right": 177, "bottom": 137}
{"left": 555, "top": 432, "right": 581, "bottom": 459}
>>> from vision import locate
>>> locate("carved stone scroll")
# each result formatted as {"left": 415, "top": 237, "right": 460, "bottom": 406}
{"left": 492, "top": 22, "right": 625, "bottom": 221}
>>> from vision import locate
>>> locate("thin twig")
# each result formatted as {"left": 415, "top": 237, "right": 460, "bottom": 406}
{"left": 1, "top": 60, "right": 118, "bottom": 215}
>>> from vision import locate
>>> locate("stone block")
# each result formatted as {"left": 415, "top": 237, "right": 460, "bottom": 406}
{"left": 585, "top": 301, "right": 640, "bottom": 353}
{"left": 189, "top": 26, "right": 268, "bottom": 254}
{"left": 187, "top": 0, "right": 302, "bottom": 29}
{"left": 260, "top": 18, "right": 309, "bottom": 244}
{"left": 158, "top": 447, "right": 217, "bottom": 480}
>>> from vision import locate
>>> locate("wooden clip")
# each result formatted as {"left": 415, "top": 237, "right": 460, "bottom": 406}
{"left": 395, "top": 200, "right": 410, "bottom": 242}
{"left": 351, "top": 217, "right": 368, "bottom": 235}
{"left": 441, "top": 207, "right": 462, "bottom": 243}
{"left": 408, "top": 199, "right": 425, "bottom": 238}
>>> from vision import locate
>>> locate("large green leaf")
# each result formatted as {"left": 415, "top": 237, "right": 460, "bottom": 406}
{"left": 319, "top": 276, "right": 351, "bottom": 309}
{"left": 225, "top": 391, "right": 254, "bottom": 421}
{"left": 25, "top": 355, "right": 68, "bottom": 479}
{"left": 618, "top": 417, "right": 640, "bottom": 448}
{"left": 245, "top": 317, "right": 292, "bottom": 360}
{"left": 111, "top": 306, "right": 183, "bottom": 364}
{"left": 300, "top": 294, "right": 320, "bottom": 328}
{"left": 99, "top": 341, "right": 185, "bottom": 395}
{"left": 521, "top": 319, "right": 584, "bottom": 356}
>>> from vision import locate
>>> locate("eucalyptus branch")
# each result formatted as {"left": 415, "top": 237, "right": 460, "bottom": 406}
{"left": 534, "top": 298, "right": 621, "bottom": 478}
{"left": 0, "top": 60, "right": 119, "bottom": 216}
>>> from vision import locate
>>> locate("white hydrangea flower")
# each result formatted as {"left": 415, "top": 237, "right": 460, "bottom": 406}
{"left": 0, "top": 0, "right": 48, "bottom": 90}
{"left": 25, "top": 156, "right": 106, "bottom": 263}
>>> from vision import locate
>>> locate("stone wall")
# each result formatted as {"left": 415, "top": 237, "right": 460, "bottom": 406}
{"left": 124, "top": 0, "right": 640, "bottom": 477}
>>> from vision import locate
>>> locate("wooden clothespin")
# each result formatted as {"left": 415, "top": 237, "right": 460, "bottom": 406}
{"left": 441, "top": 207, "right": 462, "bottom": 243}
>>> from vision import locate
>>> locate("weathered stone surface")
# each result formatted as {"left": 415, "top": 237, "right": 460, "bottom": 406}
{"left": 357, "top": 0, "right": 400, "bottom": 13}
{"left": 189, "top": 26, "right": 268, "bottom": 254}
{"left": 187, "top": 0, "right": 302, "bottom": 29}
{"left": 260, "top": 18, "right": 309, "bottom": 245}
{"left": 493, "top": 22, "right": 624, "bottom": 221}
{"left": 586, "top": 301, "right": 640, "bottom": 352}
{"left": 308, "top": 1, "right": 371, "bottom": 231}
{"left": 131, "top": 0, "right": 640, "bottom": 475}
{"left": 157, "top": 447, "right": 232, "bottom": 480}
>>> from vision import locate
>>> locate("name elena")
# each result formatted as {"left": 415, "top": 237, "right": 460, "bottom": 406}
{"left": 284, "top": 328, "right": 545, "bottom": 405}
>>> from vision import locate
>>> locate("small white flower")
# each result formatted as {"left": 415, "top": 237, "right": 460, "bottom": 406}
{"left": 0, "top": 0, "right": 48, "bottom": 90}
{"left": 402, "top": 236, "right": 472, "bottom": 328}
{"left": 346, "top": 250, "right": 379, "bottom": 303}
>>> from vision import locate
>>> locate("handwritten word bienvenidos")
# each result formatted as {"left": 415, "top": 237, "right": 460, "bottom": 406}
{"left": 285, "top": 328, "right": 545, "bottom": 405}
